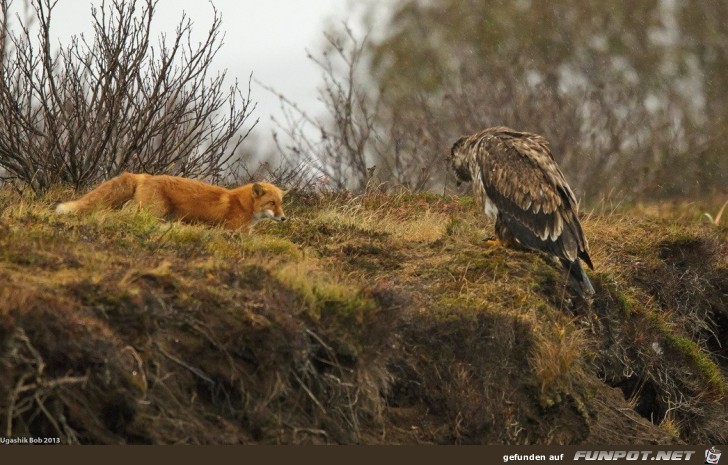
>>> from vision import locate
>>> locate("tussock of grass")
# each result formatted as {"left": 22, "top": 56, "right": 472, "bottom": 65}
{"left": 530, "top": 323, "right": 588, "bottom": 397}
{"left": 313, "top": 205, "right": 448, "bottom": 243}
{"left": 238, "top": 234, "right": 303, "bottom": 259}
{"left": 274, "top": 260, "right": 376, "bottom": 322}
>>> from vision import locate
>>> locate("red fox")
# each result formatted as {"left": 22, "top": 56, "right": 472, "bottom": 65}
{"left": 55, "top": 173, "right": 287, "bottom": 231}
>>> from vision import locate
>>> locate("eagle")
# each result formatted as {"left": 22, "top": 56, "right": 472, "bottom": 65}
{"left": 447, "top": 126, "right": 595, "bottom": 295}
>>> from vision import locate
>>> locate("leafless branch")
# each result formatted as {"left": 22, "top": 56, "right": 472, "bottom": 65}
{"left": 0, "top": 0, "right": 257, "bottom": 194}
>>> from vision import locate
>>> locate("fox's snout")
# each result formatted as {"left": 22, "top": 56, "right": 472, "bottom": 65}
{"left": 255, "top": 208, "right": 287, "bottom": 223}
{"left": 272, "top": 212, "right": 287, "bottom": 222}
{"left": 269, "top": 212, "right": 286, "bottom": 222}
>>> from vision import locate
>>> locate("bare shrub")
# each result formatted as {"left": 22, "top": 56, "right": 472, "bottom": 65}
{"left": 364, "top": 0, "right": 728, "bottom": 203}
{"left": 264, "top": 25, "right": 389, "bottom": 193}
{"left": 226, "top": 157, "right": 322, "bottom": 193}
{"left": 0, "top": 0, "right": 257, "bottom": 194}
{"left": 273, "top": 2, "right": 726, "bottom": 203}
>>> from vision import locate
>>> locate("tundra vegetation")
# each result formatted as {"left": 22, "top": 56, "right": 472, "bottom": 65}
{"left": 0, "top": 0, "right": 726, "bottom": 444}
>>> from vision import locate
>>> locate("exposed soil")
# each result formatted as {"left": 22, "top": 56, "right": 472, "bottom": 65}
{"left": 0, "top": 191, "right": 726, "bottom": 444}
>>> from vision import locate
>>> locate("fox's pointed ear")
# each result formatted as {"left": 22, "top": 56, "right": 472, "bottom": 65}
{"left": 252, "top": 182, "right": 265, "bottom": 198}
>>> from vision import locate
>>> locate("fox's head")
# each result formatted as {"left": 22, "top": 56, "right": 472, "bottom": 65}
{"left": 252, "top": 182, "right": 287, "bottom": 224}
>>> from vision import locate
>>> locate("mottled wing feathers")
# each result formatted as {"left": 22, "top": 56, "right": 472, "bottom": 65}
{"left": 457, "top": 127, "right": 593, "bottom": 270}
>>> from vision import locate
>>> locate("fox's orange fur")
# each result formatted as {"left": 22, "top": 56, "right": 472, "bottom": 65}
{"left": 55, "top": 173, "right": 287, "bottom": 231}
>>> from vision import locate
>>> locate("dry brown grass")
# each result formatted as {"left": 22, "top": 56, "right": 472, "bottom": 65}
{"left": 530, "top": 322, "right": 588, "bottom": 398}
{"left": 0, "top": 187, "right": 725, "bottom": 444}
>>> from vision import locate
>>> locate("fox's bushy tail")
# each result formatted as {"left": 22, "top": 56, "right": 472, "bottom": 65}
{"left": 55, "top": 172, "right": 141, "bottom": 214}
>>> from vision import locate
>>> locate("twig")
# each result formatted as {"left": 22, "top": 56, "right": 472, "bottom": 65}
{"left": 291, "top": 371, "right": 326, "bottom": 414}
{"left": 156, "top": 344, "right": 215, "bottom": 386}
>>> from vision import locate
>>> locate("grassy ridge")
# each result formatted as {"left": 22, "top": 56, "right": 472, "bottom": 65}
{"left": 0, "top": 187, "right": 726, "bottom": 444}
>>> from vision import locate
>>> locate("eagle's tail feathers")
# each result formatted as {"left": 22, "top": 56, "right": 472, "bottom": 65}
{"left": 562, "top": 259, "right": 595, "bottom": 296}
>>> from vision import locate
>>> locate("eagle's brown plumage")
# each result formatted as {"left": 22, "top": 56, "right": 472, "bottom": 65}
{"left": 448, "top": 126, "right": 595, "bottom": 295}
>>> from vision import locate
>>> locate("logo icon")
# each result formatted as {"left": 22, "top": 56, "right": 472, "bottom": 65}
{"left": 706, "top": 447, "right": 722, "bottom": 465}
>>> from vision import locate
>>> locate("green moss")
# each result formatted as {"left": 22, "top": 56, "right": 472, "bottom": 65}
{"left": 240, "top": 235, "right": 303, "bottom": 259}
{"left": 663, "top": 333, "right": 726, "bottom": 394}
{"left": 163, "top": 226, "right": 213, "bottom": 246}
{"left": 274, "top": 262, "right": 377, "bottom": 324}
{"left": 604, "top": 283, "right": 645, "bottom": 317}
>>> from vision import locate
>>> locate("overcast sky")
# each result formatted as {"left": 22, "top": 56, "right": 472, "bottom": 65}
{"left": 46, "top": 0, "right": 370, "bottom": 147}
